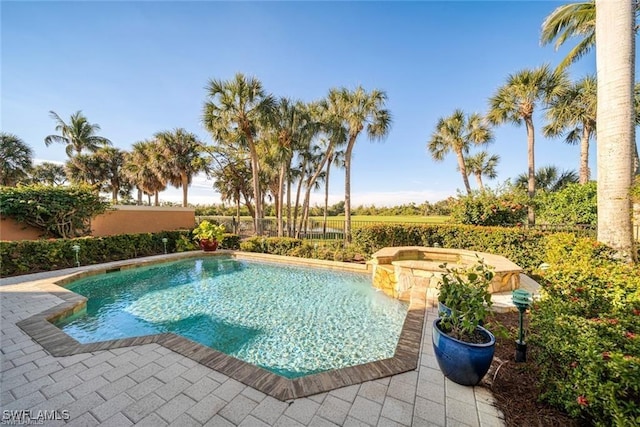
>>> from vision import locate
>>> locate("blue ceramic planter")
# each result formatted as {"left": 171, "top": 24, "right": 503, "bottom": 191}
{"left": 432, "top": 318, "right": 495, "bottom": 386}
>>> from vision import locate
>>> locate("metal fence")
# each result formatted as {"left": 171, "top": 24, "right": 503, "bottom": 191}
{"left": 197, "top": 216, "right": 611, "bottom": 241}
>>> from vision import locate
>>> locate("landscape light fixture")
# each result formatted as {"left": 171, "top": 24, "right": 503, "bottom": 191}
{"left": 162, "top": 238, "right": 168, "bottom": 254}
{"left": 512, "top": 289, "right": 533, "bottom": 362}
{"left": 72, "top": 245, "right": 81, "bottom": 267}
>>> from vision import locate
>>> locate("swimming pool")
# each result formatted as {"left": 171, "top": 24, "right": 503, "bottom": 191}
{"left": 57, "top": 257, "right": 409, "bottom": 379}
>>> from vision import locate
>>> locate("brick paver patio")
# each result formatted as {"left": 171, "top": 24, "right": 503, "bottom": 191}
{"left": 1, "top": 258, "right": 505, "bottom": 426}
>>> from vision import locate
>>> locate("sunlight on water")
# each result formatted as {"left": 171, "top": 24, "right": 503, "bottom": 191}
{"left": 58, "top": 257, "right": 408, "bottom": 378}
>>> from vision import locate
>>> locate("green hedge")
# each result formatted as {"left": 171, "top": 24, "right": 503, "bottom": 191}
{"left": 240, "top": 237, "right": 302, "bottom": 255}
{"left": 1, "top": 231, "right": 241, "bottom": 277}
{"left": 530, "top": 234, "right": 640, "bottom": 425}
{"left": 352, "top": 224, "right": 548, "bottom": 273}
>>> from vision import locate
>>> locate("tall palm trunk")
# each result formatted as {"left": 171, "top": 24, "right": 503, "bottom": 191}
{"left": 154, "top": 191, "right": 159, "bottom": 206}
{"left": 596, "top": 0, "right": 636, "bottom": 261}
{"left": 235, "top": 195, "right": 240, "bottom": 234}
{"left": 181, "top": 173, "right": 188, "bottom": 207}
{"left": 579, "top": 127, "right": 592, "bottom": 184}
{"left": 277, "top": 164, "right": 286, "bottom": 237}
{"left": 247, "top": 139, "right": 263, "bottom": 234}
{"left": 286, "top": 179, "right": 293, "bottom": 237}
{"left": 301, "top": 149, "right": 332, "bottom": 236}
{"left": 455, "top": 149, "right": 472, "bottom": 195}
{"left": 474, "top": 173, "right": 484, "bottom": 190}
{"left": 344, "top": 136, "right": 356, "bottom": 243}
{"left": 293, "top": 169, "right": 306, "bottom": 238}
{"left": 323, "top": 153, "right": 333, "bottom": 234}
{"left": 525, "top": 116, "right": 536, "bottom": 226}
{"left": 137, "top": 188, "right": 143, "bottom": 205}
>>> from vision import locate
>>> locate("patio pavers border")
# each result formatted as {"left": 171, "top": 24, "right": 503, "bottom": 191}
{"left": 15, "top": 251, "right": 426, "bottom": 401}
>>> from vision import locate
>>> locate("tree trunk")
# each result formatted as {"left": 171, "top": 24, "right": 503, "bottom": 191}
{"left": 277, "top": 164, "right": 286, "bottom": 237}
{"left": 455, "top": 149, "right": 472, "bottom": 195}
{"left": 181, "top": 173, "right": 188, "bottom": 207}
{"left": 154, "top": 191, "right": 159, "bottom": 206}
{"left": 235, "top": 194, "right": 240, "bottom": 234}
{"left": 301, "top": 149, "right": 331, "bottom": 237}
{"left": 344, "top": 136, "right": 356, "bottom": 243}
{"left": 286, "top": 178, "right": 292, "bottom": 237}
{"left": 323, "top": 153, "right": 333, "bottom": 234}
{"left": 596, "top": 0, "right": 636, "bottom": 261}
{"left": 579, "top": 126, "right": 591, "bottom": 184}
{"left": 475, "top": 173, "right": 484, "bottom": 190}
{"left": 112, "top": 187, "right": 118, "bottom": 203}
{"left": 293, "top": 159, "right": 307, "bottom": 238}
{"left": 137, "top": 188, "right": 143, "bottom": 205}
{"left": 247, "top": 140, "right": 262, "bottom": 235}
{"left": 525, "top": 116, "right": 536, "bottom": 226}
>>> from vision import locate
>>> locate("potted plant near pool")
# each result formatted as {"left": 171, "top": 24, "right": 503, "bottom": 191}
{"left": 192, "top": 220, "right": 226, "bottom": 252}
{"left": 432, "top": 258, "right": 496, "bottom": 386}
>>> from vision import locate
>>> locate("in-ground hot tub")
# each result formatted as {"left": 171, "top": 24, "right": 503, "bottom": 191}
{"left": 368, "top": 246, "right": 523, "bottom": 303}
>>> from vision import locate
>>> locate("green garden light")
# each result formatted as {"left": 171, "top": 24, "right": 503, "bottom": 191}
{"left": 162, "top": 238, "right": 168, "bottom": 254}
{"left": 72, "top": 245, "right": 81, "bottom": 267}
{"left": 512, "top": 289, "right": 532, "bottom": 362}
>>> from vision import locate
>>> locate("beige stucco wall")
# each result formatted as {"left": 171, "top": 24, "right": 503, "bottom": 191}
{"left": 0, "top": 206, "right": 196, "bottom": 241}
{"left": 91, "top": 206, "right": 195, "bottom": 237}
{"left": 0, "top": 217, "right": 44, "bottom": 241}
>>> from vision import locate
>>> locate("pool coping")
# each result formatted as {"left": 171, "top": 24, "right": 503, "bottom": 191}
{"left": 15, "top": 251, "right": 426, "bottom": 401}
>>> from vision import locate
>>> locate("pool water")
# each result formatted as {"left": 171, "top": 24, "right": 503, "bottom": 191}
{"left": 57, "top": 257, "right": 409, "bottom": 378}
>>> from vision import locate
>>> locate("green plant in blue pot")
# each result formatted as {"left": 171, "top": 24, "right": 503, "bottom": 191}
{"left": 433, "top": 257, "right": 496, "bottom": 386}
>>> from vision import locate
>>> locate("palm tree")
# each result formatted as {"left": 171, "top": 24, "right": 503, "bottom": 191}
{"left": 464, "top": 151, "right": 499, "bottom": 190}
{"left": 29, "top": 162, "right": 67, "bottom": 186}
{"left": 65, "top": 154, "right": 103, "bottom": 187}
{"left": 488, "top": 65, "right": 568, "bottom": 225}
{"left": 0, "top": 132, "right": 33, "bottom": 186}
{"left": 541, "top": 2, "right": 597, "bottom": 71}
{"left": 595, "top": 0, "right": 636, "bottom": 261}
{"left": 44, "top": 111, "right": 111, "bottom": 157}
{"left": 211, "top": 148, "right": 255, "bottom": 228}
{"left": 541, "top": 1, "right": 639, "bottom": 71}
{"left": 515, "top": 165, "right": 579, "bottom": 192}
{"left": 544, "top": 75, "right": 597, "bottom": 184}
{"left": 93, "top": 147, "right": 127, "bottom": 203}
{"left": 154, "top": 129, "right": 208, "bottom": 207}
{"left": 203, "top": 73, "right": 276, "bottom": 235}
{"left": 268, "top": 98, "right": 317, "bottom": 236}
{"left": 325, "top": 86, "right": 392, "bottom": 242}
{"left": 123, "top": 141, "right": 167, "bottom": 205}
{"left": 428, "top": 110, "right": 494, "bottom": 195}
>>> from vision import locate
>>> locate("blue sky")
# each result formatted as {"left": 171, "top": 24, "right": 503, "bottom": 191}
{"left": 2, "top": 1, "right": 602, "bottom": 206}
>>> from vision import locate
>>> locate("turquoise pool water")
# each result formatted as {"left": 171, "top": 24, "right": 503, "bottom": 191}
{"left": 57, "top": 257, "right": 409, "bottom": 378}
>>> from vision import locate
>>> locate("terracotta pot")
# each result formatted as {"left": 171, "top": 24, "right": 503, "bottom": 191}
{"left": 199, "top": 239, "right": 219, "bottom": 252}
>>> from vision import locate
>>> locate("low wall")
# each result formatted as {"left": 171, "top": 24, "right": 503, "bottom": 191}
{"left": 0, "top": 206, "right": 196, "bottom": 241}
{"left": 91, "top": 206, "right": 195, "bottom": 237}
{"left": 0, "top": 217, "right": 44, "bottom": 240}
{"left": 369, "top": 246, "right": 523, "bottom": 303}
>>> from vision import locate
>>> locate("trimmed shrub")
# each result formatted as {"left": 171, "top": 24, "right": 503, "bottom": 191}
{"left": 450, "top": 189, "right": 528, "bottom": 226}
{"left": 219, "top": 234, "right": 240, "bottom": 250}
{"left": 352, "top": 224, "right": 547, "bottom": 273}
{"left": 530, "top": 234, "right": 640, "bottom": 426}
{"left": 0, "top": 231, "right": 241, "bottom": 277}
{"left": 240, "top": 237, "right": 302, "bottom": 255}
{"left": 536, "top": 182, "right": 597, "bottom": 226}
